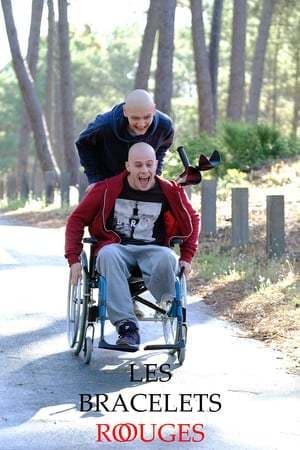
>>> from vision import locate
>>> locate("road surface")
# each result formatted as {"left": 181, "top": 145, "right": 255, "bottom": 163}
{"left": 0, "top": 218, "right": 299, "bottom": 449}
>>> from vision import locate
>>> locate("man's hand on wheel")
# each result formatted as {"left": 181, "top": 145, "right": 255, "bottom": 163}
{"left": 70, "top": 262, "right": 82, "bottom": 285}
{"left": 179, "top": 260, "right": 192, "bottom": 278}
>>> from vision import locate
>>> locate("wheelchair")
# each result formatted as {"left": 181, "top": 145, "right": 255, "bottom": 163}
{"left": 67, "top": 237, "right": 188, "bottom": 366}
{"left": 66, "top": 147, "right": 220, "bottom": 367}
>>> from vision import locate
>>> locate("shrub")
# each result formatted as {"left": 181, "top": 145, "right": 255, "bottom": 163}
{"left": 184, "top": 122, "right": 300, "bottom": 176}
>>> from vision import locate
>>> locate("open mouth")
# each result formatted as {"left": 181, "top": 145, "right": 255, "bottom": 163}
{"left": 138, "top": 176, "right": 151, "bottom": 187}
{"left": 135, "top": 127, "right": 147, "bottom": 134}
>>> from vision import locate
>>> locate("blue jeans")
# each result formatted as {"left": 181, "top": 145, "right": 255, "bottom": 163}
{"left": 96, "top": 244, "right": 178, "bottom": 325}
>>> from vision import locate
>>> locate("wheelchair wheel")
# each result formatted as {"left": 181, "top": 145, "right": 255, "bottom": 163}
{"left": 162, "top": 274, "right": 187, "bottom": 363}
{"left": 83, "top": 336, "right": 93, "bottom": 364}
{"left": 67, "top": 251, "right": 89, "bottom": 355}
{"left": 162, "top": 315, "right": 179, "bottom": 352}
{"left": 163, "top": 319, "right": 187, "bottom": 363}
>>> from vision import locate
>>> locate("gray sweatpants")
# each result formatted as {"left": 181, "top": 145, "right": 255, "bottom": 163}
{"left": 96, "top": 244, "right": 178, "bottom": 326}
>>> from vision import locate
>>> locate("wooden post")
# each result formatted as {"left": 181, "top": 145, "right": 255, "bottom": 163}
{"left": 201, "top": 179, "right": 217, "bottom": 236}
{"left": 266, "top": 195, "right": 285, "bottom": 257}
{"left": 231, "top": 187, "right": 249, "bottom": 247}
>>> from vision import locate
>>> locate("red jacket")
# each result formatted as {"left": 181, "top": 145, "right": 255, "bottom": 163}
{"left": 65, "top": 171, "right": 200, "bottom": 266}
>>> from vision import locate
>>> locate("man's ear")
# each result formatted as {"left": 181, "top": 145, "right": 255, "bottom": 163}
{"left": 125, "top": 161, "right": 130, "bottom": 171}
{"left": 123, "top": 105, "right": 128, "bottom": 118}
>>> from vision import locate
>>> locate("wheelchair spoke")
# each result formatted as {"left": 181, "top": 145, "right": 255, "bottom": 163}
{"left": 67, "top": 251, "right": 89, "bottom": 353}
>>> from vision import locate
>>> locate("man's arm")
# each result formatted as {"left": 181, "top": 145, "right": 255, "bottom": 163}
{"left": 75, "top": 116, "right": 105, "bottom": 184}
{"left": 64, "top": 183, "right": 104, "bottom": 266}
{"left": 156, "top": 127, "right": 174, "bottom": 175}
{"left": 178, "top": 188, "right": 200, "bottom": 265}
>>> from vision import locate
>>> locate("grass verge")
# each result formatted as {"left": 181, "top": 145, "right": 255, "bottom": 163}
{"left": 189, "top": 245, "right": 300, "bottom": 374}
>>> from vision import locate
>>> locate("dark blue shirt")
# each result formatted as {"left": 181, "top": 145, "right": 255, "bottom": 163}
{"left": 76, "top": 103, "right": 174, "bottom": 183}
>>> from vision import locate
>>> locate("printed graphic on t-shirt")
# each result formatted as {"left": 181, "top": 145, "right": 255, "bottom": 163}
{"left": 113, "top": 198, "right": 162, "bottom": 242}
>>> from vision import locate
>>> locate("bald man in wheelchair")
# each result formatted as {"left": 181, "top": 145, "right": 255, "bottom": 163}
{"left": 65, "top": 143, "right": 200, "bottom": 348}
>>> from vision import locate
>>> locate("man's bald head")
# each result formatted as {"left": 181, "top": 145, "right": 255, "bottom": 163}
{"left": 126, "top": 142, "right": 158, "bottom": 191}
{"left": 124, "top": 89, "right": 155, "bottom": 110}
{"left": 123, "top": 90, "right": 156, "bottom": 136}
{"left": 127, "top": 142, "right": 156, "bottom": 162}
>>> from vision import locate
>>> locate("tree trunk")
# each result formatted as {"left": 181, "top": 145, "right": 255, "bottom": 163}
{"left": 6, "top": 172, "right": 18, "bottom": 201}
{"left": 1, "top": 0, "right": 60, "bottom": 204}
{"left": 134, "top": 0, "right": 159, "bottom": 90}
{"left": 54, "top": 47, "right": 65, "bottom": 170}
{"left": 58, "top": 0, "right": 79, "bottom": 191}
{"left": 47, "top": 19, "right": 64, "bottom": 174}
{"left": 17, "top": 0, "right": 44, "bottom": 201}
{"left": 292, "top": 47, "right": 300, "bottom": 135}
{"left": 154, "top": 0, "right": 176, "bottom": 115}
{"left": 45, "top": 0, "right": 56, "bottom": 148}
{"left": 209, "top": 0, "right": 223, "bottom": 121}
{"left": 271, "top": 22, "right": 281, "bottom": 127}
{"left": 190, "top": 0, "right": 215, "bottom": 134}
{"left": 226, "top": 0, "right": 247, "bottom": 121}
{"left": 245, "top": 0, "right": 275, "bottom": 122}
{"left": 46, "top": 3, "right": 64, "bottom": 171}
{"left": 0, "top": 178, "right": 4, "bottom": 200}
{"left": 17, "top": 113, "right": 31, "bottom": 201}
{"left": 31, "top": 157, "right": 43, "bottom": 199}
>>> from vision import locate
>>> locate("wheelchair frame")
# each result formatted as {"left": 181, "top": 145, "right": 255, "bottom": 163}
{"left": 67, "top": 238, "right": 188, "bottom": 365}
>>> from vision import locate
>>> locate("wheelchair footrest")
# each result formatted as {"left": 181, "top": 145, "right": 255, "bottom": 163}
{"left": 144, "top": 343, "right": 184, "bottom": 351}
{"left": 135, "top": 297, "right": 167, "bottom": 314}
{"left": 98, "top": 339, "right": 138, "bottom": 352}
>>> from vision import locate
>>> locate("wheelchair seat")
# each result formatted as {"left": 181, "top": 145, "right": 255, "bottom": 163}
{"left": 129, "top": 265, "right": 143, "bottom": 280}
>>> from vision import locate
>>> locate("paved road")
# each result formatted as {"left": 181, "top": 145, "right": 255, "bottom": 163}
{"left": 0, "top": 219, "right": 299, "bottom": 450}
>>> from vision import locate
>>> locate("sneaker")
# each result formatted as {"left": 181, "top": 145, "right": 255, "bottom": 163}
{"left": 116, "top": 321, "right": 140, "bottom": 347}
{"left": 133, "top": 301, "right": 145, "bottom": 320}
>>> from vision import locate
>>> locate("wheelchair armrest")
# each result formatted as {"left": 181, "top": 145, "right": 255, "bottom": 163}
{"left": 83, "top": 237, "right": 98, "bottom": 245}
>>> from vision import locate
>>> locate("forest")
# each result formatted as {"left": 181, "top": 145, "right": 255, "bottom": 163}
{"left": 0, "top": 0, "right": 300, "bottom": 204}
